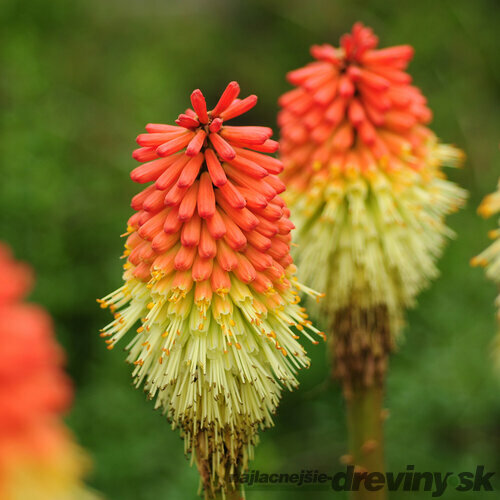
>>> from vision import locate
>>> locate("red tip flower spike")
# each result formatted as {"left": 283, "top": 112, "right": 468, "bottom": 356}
{"left": 99, "top": 82, "right": 323, "bottom": 495}
{"left": 278, "top": 23, "right": 466, "bottom": 347}
{"left": 280, "top": 22, "right": 436, "bottom": 182}
{"left": 0, "top": 243, "right": 98, "bottom": 499}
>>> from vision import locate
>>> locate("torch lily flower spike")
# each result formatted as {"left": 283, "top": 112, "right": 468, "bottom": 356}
{"left": 278, "top": 23, "right": 467, "bottom": 498}
{"left": 279, "top": 22, "right": 467, "bottom": 388}
{"left": 472, "top": 177, "right": 500, "bottom": 371}
{"left": 0, "top": 243, "right": 100, "bottom": 500}
{"left": 99, "top": 82, "right": 323, "bottom": 498}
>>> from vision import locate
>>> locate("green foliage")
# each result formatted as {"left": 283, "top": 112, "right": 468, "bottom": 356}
{"left": 0, "top": 0, "right": 499, "bottom": 498}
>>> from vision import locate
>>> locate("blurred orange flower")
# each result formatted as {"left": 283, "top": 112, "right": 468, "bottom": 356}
{"left": 0, "top": 243, "right": 99, "bottom": 500}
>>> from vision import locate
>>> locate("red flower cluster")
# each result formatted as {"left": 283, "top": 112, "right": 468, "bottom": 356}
{"left": 279, "top": 22, "right": 434, "bottom": 186}
{"left": 124, "top": 81, "right": 294, "bottom": 299}
{"left": 0, "top": 244, "right": 73, "bottom": 494}
{"left": 0, "top": 245, "right": 70, "bottom": 436}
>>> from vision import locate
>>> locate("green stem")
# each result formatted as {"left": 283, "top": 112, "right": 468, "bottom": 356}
{"left": 345, "top": 384, "right": 386, "bottom": 500}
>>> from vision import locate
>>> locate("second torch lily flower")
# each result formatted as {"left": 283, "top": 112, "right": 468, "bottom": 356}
{"left": 279, "top": 23, "right": 467, "bottom": 390}
{"left": 99, "top": 82, "right": 323, "bottom": 497}
{"left": 278, "top": 23, "right": 467, "bottom": 497}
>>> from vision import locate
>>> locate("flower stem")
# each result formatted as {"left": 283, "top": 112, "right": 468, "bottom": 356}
{"left": 345, "top": 384, "right": 386, "bottom": 500}
{"left": 330, "top": 306, "right": 391, "bottom": 500}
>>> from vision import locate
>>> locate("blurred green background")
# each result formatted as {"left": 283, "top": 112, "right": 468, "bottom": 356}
{"left": 1, "top": 0, "right": 499, "bottom": 498}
